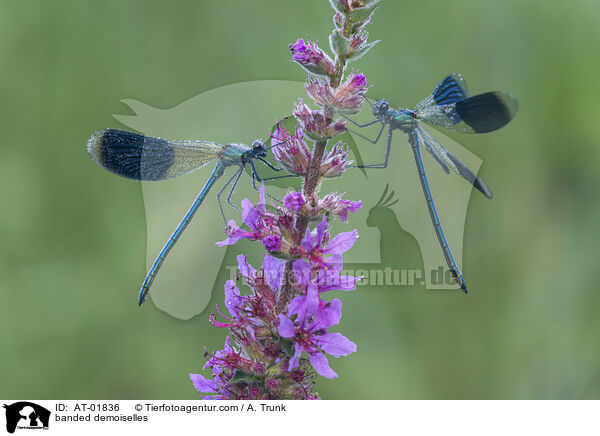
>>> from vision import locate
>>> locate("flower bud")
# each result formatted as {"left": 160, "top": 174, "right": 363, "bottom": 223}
{"left": 293, "top": 99, "right": 346, "bottom": 140}
{"left": 283, "top": 191, "right": 305, "bottom": 211}
{"left": 269, "top": 122, "right": 312, "bottom": 176}
{"left": 306, "top": 73, "right": 368, "bottom": 115}
{"left": 262, "top": 235, "right": 282, "bottom": 252}
{"left": 320, "top": 141, "right": 351, "bottom": 178}
{"left": 347, "top": 31, "right": 379, "bottom": 60}
{"left": 289, "top": 38, "right": 336, "bottom": 77}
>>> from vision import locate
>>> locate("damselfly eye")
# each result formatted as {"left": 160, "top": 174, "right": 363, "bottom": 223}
{"left": 252, "top": 140, "right": 267, "bottom": 156}
{"left": 373, "top": 100, "right": 389, "bottom": 116}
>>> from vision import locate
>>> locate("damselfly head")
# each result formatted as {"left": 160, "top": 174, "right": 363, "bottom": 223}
{"left": 373, "top": 99, "right": 390, "bottom": 118}
{"left": 251, "top": 140, "right": 267, "bottom": 158}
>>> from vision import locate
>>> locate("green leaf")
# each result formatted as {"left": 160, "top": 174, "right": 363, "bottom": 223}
{"left": 298, "top": 63, "right": 331, "bottom": 78}
{"left": 329, "top": 31, "right": 350, "bottom": 57}
{"left": 348, "top": 40, "right": 380, "bottom": 61}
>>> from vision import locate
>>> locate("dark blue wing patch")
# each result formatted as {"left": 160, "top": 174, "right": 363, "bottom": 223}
{"left": 87, "top": 129, "right": 174, "bottom": 181}
{"left": 433, "top": 75, "right": 469, "bottom": 106}
{"left": 455, "top": 92, "right": 518, "bottom": 133}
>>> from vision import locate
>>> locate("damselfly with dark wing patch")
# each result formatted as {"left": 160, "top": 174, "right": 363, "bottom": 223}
{"left": 87, "top": 129, "right": 292, "bottom": 305}
{"left": 342, "top": 74, "right": 518, "bottom": 292}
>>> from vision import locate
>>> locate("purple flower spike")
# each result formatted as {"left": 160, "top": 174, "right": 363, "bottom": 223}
{"left": 195, "top": 0, "right": 380, "bottom": 399}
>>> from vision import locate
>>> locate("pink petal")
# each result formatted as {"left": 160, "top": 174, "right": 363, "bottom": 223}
{"left": 316, "top": 214, "right": 329, "bottom": 245}
{"left": 309, "top": 352, "right": 337, "bottom": 379}
{"left": 317, "top": 298, "right": 342, "bottom": 327}
{"left": 288, "top": 344, "right": 303, "bottom": 370}
{"left": 288, "top": 296, "right": 304, "bottom": 316}
{"left": 277, "top": 314, "right": 296, "bottom": 338}
{"left": 263, "top": 255, "right": 284, "bottom": 291}
{"left": 293, "top": 259, "right": 312, "bottom": 288}
{"left": 317, "top": 332, "right": 357, "bottom": 357}
{"left": 224, "top": 280, "right": 243, "bottom": 318}
{"left": 216, "top": 221, "right": 243, "bottom": 247}
{"left": 236, "top": 255, "right": 256, "bottom": 281}
{"left": 325, "top": 229, "right": 358, "bottom": 255}
{"left": 241, "top": 199, "right": 259, "bottom": 230}
{"left": 189, "top": 373, "right": 217, "bottom": 393}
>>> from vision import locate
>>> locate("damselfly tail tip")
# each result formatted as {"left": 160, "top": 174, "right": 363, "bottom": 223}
{"left": 474, "top": 178, "right": 493, "bottom": 199}
{"left": 451, "top": 269, "right": 468, "bottom": 294}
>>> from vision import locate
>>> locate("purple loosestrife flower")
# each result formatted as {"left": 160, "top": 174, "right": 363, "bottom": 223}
{"left": 305, "top": 72, "right": 368, "bottom": 114}
{"left": 194, "top": 254, "right": 321, "bottom": 400}
{"left": 290, "top": 259, "right": 360, "bottom": 328}
{"left": 320, "top": 141, "right": 351, "bottom": 178}
{"left": 289, "top": 38, "right": 336, "bottom": 77}
{"left": 293, "top": 99, "right": 346, "bottom": 140}
{"left": 293, "top": 256, "right": 360, "bottom": 295}
{"left": 203, "top": 336, "right": 262, "bottom": 379}
{"left": 217, "top": 184, "right": 297, "bottom": 258}
{"left": 269, "top": 122, "right": 311, "bottom": 176}
{"left": 211, "top": 255, "right": 282, "bottom": 330}
{"left": 284, "top": 190, "right": 361, "bottom": 223}
{"left": 299, "top": 214, "right": 358, "bottom": 269}
{"left": 321, "top": 192, "right": 362, "bottom": 222}
{"left": 277, "top": 283, "right": 356, "bottom": 378}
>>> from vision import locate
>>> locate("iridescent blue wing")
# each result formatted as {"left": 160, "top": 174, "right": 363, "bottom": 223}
{"left": 417, "top": 125, "right": 493, "bottom": 198}
{"left": 87, "top": 129, "right": 224, "bottom": 181}
{"left": 414, "top": 73, "right": 469, "bottom": 111}
{"left": 414, "top": 75, "right": 518, "bottom": 134}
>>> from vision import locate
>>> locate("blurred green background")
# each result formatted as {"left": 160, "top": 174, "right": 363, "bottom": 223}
{"left": 2, "top": 0, "right": 600, "bottom": 399}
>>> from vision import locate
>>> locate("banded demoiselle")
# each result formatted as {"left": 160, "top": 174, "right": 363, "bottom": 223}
{"left": 344, "top": 74, "right": 518, "bottom": 292}
{"left": 87, "top": 129, "right": 289, "bottom": 305}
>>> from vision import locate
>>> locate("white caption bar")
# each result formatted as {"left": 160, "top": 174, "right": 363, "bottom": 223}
{"left": 1, "top": 400, "right": 598, "bottom": 435}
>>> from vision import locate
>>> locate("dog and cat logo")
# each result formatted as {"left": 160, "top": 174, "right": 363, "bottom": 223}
{"left": 3, "top": 402, "right": 50, "bottom": 433}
